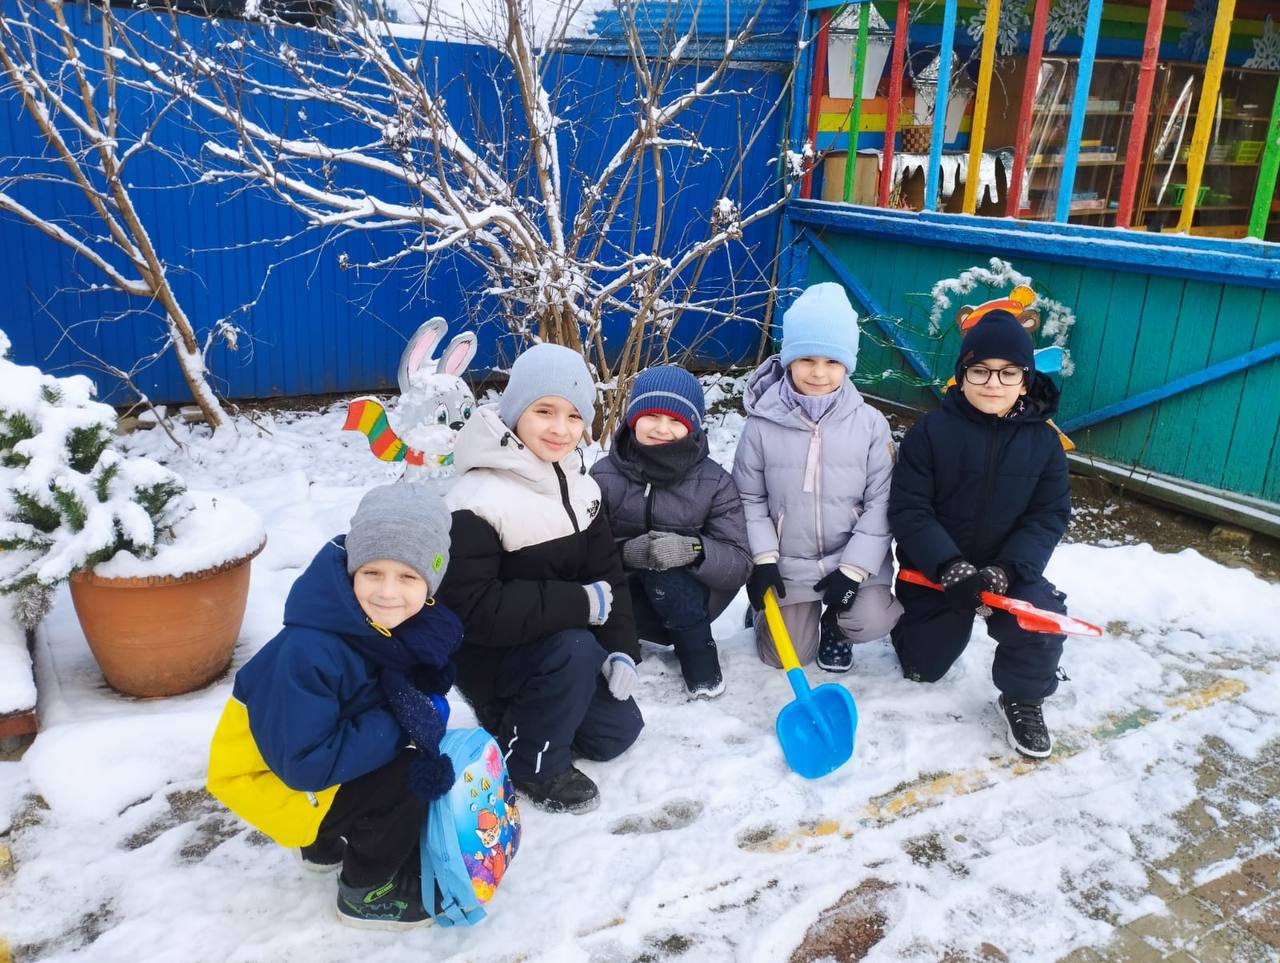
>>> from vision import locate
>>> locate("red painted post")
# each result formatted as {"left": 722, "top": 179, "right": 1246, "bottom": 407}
{"left": 1005, "top": 0, "right": 1050, "bottom": 217}
{"left": 877, "top": 0, "right": 911, "bottom": 207}
{"left": 1116, "top": 0, "right": 1168, "bottom": 228}
{"left": 801, "top": 10, "right": 833, "bottom": 200}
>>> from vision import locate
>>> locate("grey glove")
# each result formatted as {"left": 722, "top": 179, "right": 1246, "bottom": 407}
{"left": 621, "top": 532, "right": 660, "bottom": 570}
{"left": 647, "top": 532, "right": 702, "bottom": 571}
{"left": 601, "top": 652, "right": 638, "bottom": 701}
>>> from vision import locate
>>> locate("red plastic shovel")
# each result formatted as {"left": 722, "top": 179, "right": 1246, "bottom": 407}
{"left": 897, "top": 569, "right": 1102, "bottom": 638}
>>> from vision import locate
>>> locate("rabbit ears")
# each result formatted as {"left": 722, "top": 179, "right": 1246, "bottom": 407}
{"left": 397, "top": 317, "right": 478, "bottom": 392}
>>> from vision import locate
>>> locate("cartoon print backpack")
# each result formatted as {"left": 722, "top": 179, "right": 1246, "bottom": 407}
{"left": 343, "top": 317, "right": 479, "bottom": 481}
{"left": 420, "top": 728, "right": 523, "bottom": 926}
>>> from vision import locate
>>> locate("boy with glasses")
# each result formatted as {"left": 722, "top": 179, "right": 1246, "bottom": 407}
{"left": 888, "top": 310, "right": 1072, "bottom": 758}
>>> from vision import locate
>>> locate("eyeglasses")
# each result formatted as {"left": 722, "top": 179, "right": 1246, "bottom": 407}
{"left": 963, "top": 364, "right": 1027, "bottom": 387}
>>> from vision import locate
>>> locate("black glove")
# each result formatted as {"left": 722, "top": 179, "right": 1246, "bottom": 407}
{"left": 979, "top": 564, "right": 1009, "bottom": 597}
{"left": 938, "top": 560, "right": 1010, "bottom": 614}
{"left": 746, "top": 562, "right": 785, "bottom": 610}
{"left": 813, "top": 570, "right": 860, "bottom": 613}
{"left": 939, "top": 559, "right": 983, "bottom": 613}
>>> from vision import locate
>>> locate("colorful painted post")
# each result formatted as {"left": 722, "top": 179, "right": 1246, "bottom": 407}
{"left": 925, "top": 0, "right": 958, "bottom": 212}
{"left": 1116, "top": 0, "right": 1168, "bottom": 229}
{"left": 843, "top": 4, "right": 872, "bottom": 203}
{"left": 878, "top": 0, "right": 911, "bottom": 208}
{"left": 1246, "top": 72, "right": 1280, "bottom": 239}
{"left": 1177, "top": 0, "right": 1237, "bottom": 234}
{"left": 801, "top": 9, "right": 832, "bottom": 200}
{"left": 1054, "top": 0, "right": 1105, "bottom": 222}
{"left": 1006, "top": 0, "right": 1051, "bottom": 217}
{"left": 963, "top": 0, "right": 1001, "bottom": 214}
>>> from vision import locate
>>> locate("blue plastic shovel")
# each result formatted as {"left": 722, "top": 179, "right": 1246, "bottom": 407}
{"left": 762, "top": 589, "right": 858, "bottom": 779}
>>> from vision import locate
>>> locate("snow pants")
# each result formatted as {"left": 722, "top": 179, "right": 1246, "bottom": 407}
{"left": 629, "top": 568, "right": 727, "bottom": 644}
{"left": 475, "top": 629, "right": 644, "bottom": 784}
{"left": 890, "top": 575, "right": 1068, "bottom": 700}
{"left": 753, "top": 583, "right": 902, "bottom": 668}
{"left": 314, "top": 748, "right": 423, "bottom": 886}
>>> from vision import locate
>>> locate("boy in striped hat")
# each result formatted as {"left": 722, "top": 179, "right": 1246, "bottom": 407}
{"left": 591, "top": 365, "right": 751, "bottom": 698}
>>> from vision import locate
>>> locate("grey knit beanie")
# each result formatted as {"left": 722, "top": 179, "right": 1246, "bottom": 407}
{"left": 497, "top": 343, "right": 596, "bottom": 437}
{"left": 345, "top": 483, "right": 452, "bottom": 596}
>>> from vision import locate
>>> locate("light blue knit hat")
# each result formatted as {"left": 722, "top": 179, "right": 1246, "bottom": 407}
{"left": 497, "top": 343, "right": 596, "bottom": 436}
{"left": 780, "top": 282, "right": 861, "bottom": 372}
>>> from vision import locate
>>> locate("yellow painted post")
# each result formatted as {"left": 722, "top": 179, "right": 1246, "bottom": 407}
{"left": 963, "top": 0, "right": 1001, "bottom": 213}
{"left": 1177, "top": 0, "right": 1237, "bottom": 233}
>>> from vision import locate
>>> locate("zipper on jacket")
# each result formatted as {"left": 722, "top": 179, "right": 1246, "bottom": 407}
{"left": 805, "top": 422, "right": 825, "bottom": 559}
{"left": 554, "top": 462, "right": 580, "bottom": 534}
{"left": 971, "top": 420, "right": 1000, "bottom": 552}
{"left": 643, "top": 482, "right": 654, "bottom": 531}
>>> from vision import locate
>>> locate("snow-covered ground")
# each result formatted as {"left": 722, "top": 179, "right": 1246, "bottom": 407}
{"left": 2, "top": 393, "right": 1279, "bottom": 962}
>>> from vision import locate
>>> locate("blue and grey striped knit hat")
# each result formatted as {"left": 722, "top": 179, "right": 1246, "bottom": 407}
{"left": 625, "top": 365, "right": 705, "bottom": 431}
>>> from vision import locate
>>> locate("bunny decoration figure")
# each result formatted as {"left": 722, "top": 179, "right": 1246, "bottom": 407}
{"left": 343, "top": 317, "right": 479, "bottom": 481}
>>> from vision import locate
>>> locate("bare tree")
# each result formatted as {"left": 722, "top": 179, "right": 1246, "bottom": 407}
{"left": 0, "top": 0, "right": 233, "bottom": 431}
{"left": 117, "top": 0, "right": 794, "bottom": 431}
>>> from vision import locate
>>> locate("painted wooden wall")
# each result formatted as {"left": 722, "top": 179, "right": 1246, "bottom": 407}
{"left": 803, "top": 229, "right": 1280, "bottom": 503}
{"left": 0, "top": 7, "right": 789, "bottom": 405}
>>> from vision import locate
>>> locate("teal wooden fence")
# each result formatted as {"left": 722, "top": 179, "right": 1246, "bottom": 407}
{"left": 790, "top": 212, "right": 1280, "bottom": 505}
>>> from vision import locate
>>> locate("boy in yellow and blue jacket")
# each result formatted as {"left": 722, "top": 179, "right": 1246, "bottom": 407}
{"left": 207, "top": 483, "right": 462, "bottom": 931}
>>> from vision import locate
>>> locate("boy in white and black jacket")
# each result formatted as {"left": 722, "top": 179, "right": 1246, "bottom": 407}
{"left": 437, "top": 344, "right": 643, "bottom": 815}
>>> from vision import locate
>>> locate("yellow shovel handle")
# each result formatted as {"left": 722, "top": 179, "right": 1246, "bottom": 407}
{"left": 762, "top": 588, "right": 801, "bottom": 672}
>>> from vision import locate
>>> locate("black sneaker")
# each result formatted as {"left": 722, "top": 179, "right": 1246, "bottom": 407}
{"left": 296, "top": 835, "right": 344, "bottom": 874}
{"left": 815, "top": 615, "right": 852, "bottom": 673}
{"left": 998, "top": 695, "right": 1053, "bottom": 759}
{"left": 672, "top": 625, "right": 725, "bottom": 700}
{"left": 336, "top": 866, "right": 432, "bottom": 930}
{"left": 514, "top": 765, "right": 600, "bottom": 814}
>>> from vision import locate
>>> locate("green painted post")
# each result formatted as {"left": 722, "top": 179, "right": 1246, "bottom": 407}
{"left": 843, "top": 4, "right": 871, "bottom": 203}
{"left": 1247, "top": 76, "right": 1280, "bottom": 240}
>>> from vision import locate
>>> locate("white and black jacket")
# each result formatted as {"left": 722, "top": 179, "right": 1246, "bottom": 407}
{"left": 437, "top": 406, "right": 638, "bottom": 707}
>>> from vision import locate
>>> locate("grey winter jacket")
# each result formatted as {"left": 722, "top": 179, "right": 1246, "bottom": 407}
{"left": 590, "top": 427, "right": 751, "bottom": 595}
{"left": 732, "top": 356, "right": 896, "bottom": 599}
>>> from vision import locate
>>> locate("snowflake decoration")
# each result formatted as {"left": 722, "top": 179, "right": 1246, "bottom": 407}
{"left": 1046, "top": 0, "right": 1089, "bottom": 53}
{"left": 1179, "top": 0, "right": 1218, "bottom": 60}
{"left": 966, "top": 0, "right": 1031, "bottom": 58}
{"left": 1244, "top": 16, "right": 1280, "bottom": 71}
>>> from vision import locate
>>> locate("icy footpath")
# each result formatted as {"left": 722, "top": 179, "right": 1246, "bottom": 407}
{"left": 2, "top": 406, "right": 1279, "bottom": 962}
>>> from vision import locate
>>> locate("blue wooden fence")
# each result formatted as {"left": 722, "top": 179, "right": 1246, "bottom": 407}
{"left": 0, "top": 5, "right": 793, "bottom": 404}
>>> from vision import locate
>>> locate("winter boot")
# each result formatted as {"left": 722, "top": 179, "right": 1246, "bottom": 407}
{"left": 997, "top": 695, "right": 1053, "bottom": 759}
{"left": 514, "top": 765, "right": 600, "bottom": 815}
{"left": 671, "top": 624, "right": 724, "bottom": 699}
{"left": 336, "top": 863, "right": 432, "bottom": 930}
{"left": 816, "top": 613, "right": 853, "bottom": 673}
{"left": 296, "top": 835, "right": 345, "bottom": 873}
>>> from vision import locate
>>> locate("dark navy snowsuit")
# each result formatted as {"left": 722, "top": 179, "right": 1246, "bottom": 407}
{"left": 888, "top": 375, "right": 1072, "bottom": 699}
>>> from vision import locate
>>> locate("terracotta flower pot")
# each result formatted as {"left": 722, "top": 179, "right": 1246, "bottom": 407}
{"left": 69, "top": 539, "right": 264, "bottom": 698}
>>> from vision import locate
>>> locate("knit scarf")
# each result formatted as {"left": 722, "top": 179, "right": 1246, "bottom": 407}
{"left": 344, "top": 603, "right": 464, "bottom": 802}
{"left": 616, "top": 426, "right": 707, "bottom": 488}
{"left": 779, "top": 374, "right": 843, "bottom": 423}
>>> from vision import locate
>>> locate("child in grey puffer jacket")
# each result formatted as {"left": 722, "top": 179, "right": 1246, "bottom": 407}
{"left": 592, "top": 365, "right": 751, "bottom": 699}
{"left": 732, "top": 283, "right": 902, "bottom": 672}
